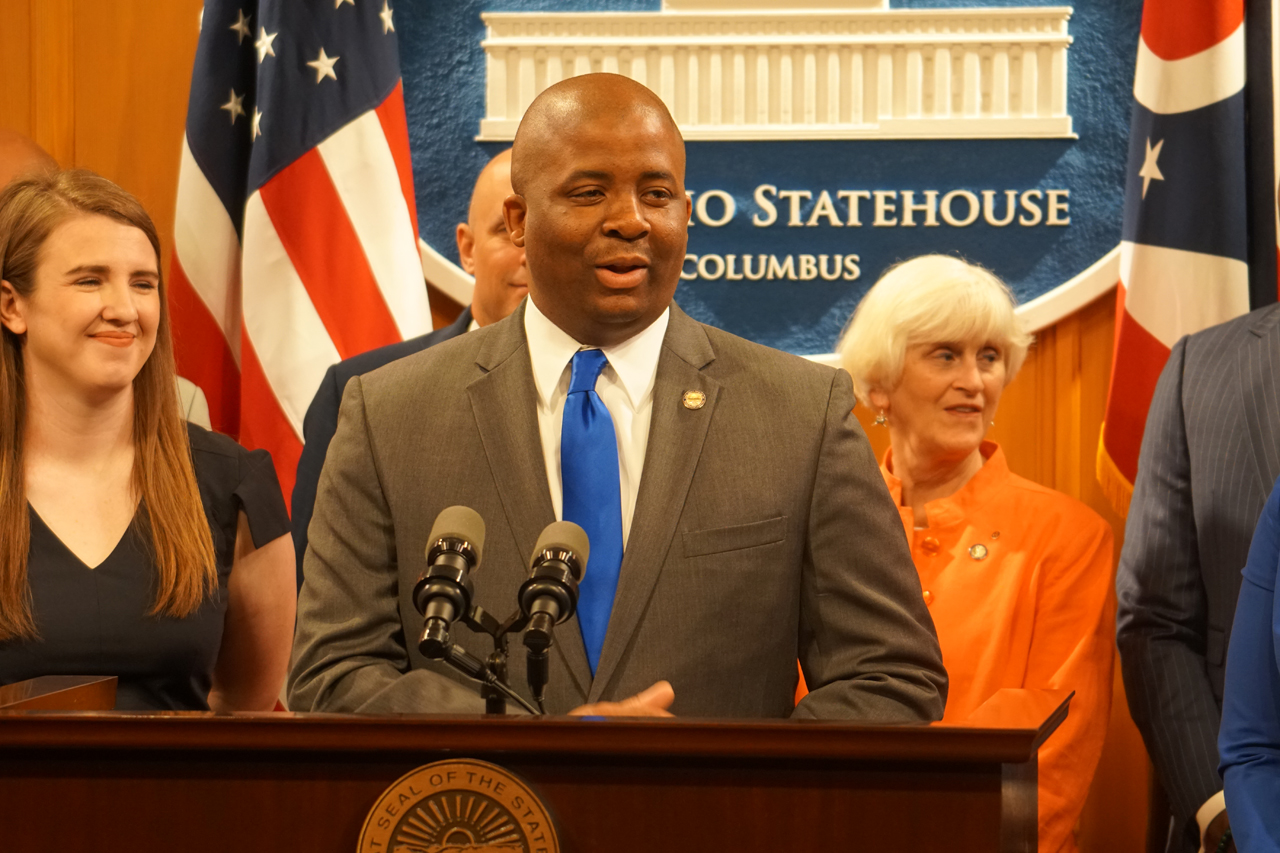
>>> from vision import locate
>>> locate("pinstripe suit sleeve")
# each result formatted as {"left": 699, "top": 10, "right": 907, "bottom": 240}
{"left": 1117, "top": 336, "right": 1225, "bottom": 824}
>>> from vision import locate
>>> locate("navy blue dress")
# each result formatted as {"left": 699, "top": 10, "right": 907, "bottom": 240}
{"left": 0, "top": 424, "right": 289, "bottom": 710}
{"left": 1220, "top": 475, "right": 1280, "bottom": 850}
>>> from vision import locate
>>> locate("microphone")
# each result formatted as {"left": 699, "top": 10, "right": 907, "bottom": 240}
{"left": 414, "top": 506, "right": 485, "bottom": 659}
{"left": 519, "top": 521, "right": 589, "bottom": 709}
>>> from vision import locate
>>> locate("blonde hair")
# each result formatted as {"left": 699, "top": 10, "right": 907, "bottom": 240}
{"left": 837, "top": 254, "right": 1033, "bottom": 405}
{"left": 0, "top": 170, "right": 217, "bottom": 641}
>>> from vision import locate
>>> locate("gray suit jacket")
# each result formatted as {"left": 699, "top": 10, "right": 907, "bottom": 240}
{"left": 1117, "top": 303, "right": 1280, "bottom": 852}
{"left": 289, "top": 303, "right": 947, "bottom": 720}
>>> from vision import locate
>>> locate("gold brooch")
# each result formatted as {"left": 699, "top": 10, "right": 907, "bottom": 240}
{"left": 682, "top": 390, "right": 707, "bottom": 410}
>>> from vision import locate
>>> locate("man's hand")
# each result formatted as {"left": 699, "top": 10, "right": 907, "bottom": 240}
{"left": 569, "top": 681, "right": 675, "bottom": 717}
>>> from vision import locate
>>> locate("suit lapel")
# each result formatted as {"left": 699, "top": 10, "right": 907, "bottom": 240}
{"left": 467, "top": 306, "right": 592, "bottom": 695}
{"left": 589, "top": 306, "right": 720, "bottom": 702}
{"left": 1239, "top": 306, "right": 1280, "bottom": 497}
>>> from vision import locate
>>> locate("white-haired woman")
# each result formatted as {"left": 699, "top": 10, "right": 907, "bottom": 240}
{"left": 838, "top": 255, "right": 1115, "bottom": 853}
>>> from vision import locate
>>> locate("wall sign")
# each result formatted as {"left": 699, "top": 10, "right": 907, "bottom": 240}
{"left": 399, "top": 0, "right": 1139, "bottom": 354}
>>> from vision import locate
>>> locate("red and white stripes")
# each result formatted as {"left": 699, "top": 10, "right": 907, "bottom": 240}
{"left": 171, "top": 82, "right": 429, "bottom": 508}
{"left": 1098, "top": 0, "right": 1250, "bottom": 515}
{"left": 1123, "top": 0, "right": 1249, "bottom": 347}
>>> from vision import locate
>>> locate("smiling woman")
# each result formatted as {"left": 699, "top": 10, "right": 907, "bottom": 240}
{"left": 0, "top": 170, "right": 295, "bottom": 712}
{"left": 835, "top": 255, "right": 1117, "bottom": 853}
{"left": 15, "top": 215, "right": 161, "bottom": 401}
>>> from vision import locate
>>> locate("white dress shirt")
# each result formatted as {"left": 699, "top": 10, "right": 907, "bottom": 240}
{"left": 524, "top": 298, "right": 669, "bottom": 548}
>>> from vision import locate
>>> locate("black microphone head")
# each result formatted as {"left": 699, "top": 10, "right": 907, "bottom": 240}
{"left": 425, "top": 506, "right": 486, "bottom": 565}
{"left": 531, "top": 520, "right": 589, "bottom": 581}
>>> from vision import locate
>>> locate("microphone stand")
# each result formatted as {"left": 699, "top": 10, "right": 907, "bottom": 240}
{"left": 418, "top": 603, "right": 542, "bottom": 716}
{"left": 415, "top": 522, "right": 582, "bottom": 716}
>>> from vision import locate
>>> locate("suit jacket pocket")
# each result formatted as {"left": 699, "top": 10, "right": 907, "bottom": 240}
{"left": 681, "top": 516, "right": 786, "bottom": 558}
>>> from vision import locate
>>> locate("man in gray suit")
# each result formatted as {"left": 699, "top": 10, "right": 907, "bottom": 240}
{"left": 1117, "top": 304, "right": 1280, "bottom": 853}
{"left": 289, "top": 73, "right": 946, "bottom": 719}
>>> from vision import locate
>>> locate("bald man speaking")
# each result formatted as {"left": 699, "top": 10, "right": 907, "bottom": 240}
{"left": 289, "top": 75, "right": 946, "bottom": 720}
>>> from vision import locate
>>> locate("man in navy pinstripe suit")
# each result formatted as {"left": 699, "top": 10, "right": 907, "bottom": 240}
{"left": 1117, "top": 302, "right": 1280, "bottom": 853}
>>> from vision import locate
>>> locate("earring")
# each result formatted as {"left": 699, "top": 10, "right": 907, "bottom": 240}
{"left": 990, "top": 419, "right": 996, "bottom": 427}
{"left": 874, "top": 411, "right": 887, "bottom": 426}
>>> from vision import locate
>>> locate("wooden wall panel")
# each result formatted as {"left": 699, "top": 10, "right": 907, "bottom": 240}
{"left": 29, "top": 0, "right": 74, "bottom": 166}
{"left": 0, "top": 0, "right": 34, "bottom": 138}
{"left": 71, "top": 0, "right": 203, "bottom": 276}
{"left": 5, "top": 6, "right": 1148, "bottom": 848}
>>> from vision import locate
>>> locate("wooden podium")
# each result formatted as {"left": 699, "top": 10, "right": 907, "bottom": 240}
{"left": 0, "top": 685, "right": 1067, "bottom": 853}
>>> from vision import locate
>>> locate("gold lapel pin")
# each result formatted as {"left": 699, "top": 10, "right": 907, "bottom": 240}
{"left": 682, "top": 390, "right": 707, "bottom": 410}
{"left": 968, "top": 543, "right": 989, "bottom": 561}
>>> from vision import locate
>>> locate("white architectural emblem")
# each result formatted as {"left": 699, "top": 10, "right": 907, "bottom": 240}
{"left": 477, "top": 1, "right": 1074, "bottom": 141}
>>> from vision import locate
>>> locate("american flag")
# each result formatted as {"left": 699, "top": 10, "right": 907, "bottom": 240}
{"left": 170, "top": 0, "right": 431, "bottom": 509}
{"left": 1098, "top": 0, "right": 1265, "bottom": 516}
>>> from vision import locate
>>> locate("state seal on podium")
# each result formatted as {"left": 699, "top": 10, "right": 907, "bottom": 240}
{"left": 358, "top": 759, "right": 560, "bottom": 853}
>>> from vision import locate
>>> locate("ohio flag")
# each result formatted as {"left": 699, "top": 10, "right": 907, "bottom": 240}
{"left": 170, "top": 0, "right": 430, "bottom": 509}
{"left": 1098, "top": 0, "right": 1256, "bottom": 516}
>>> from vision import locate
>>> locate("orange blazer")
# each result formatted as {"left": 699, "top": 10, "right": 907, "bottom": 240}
{"left": 882, "top": 442, "right": 1114, "bottom": 853}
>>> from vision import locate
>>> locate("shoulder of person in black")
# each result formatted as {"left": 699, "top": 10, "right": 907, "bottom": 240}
{"left": 186, "top": 422, "right": 291, "bottom": 568}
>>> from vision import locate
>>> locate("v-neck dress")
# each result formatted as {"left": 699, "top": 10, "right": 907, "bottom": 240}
{"left": 0, "top": 424, "right": 290, "bottom": 710}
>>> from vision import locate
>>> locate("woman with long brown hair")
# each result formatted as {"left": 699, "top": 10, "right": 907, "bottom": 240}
{"left": 0, "top": 169, "right": 294, "bottom": 711}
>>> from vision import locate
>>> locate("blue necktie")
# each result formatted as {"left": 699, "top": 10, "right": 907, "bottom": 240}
{"left": 561, "top": 349, "right": 624, "bottom": 674}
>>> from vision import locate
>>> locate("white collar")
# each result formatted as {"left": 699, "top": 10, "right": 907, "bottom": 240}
{"left": 524, "top": 297, "right": 670, "bottom": 410}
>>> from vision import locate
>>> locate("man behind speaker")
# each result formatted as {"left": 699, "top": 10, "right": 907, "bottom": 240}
{"left": 288, "top": 74, "right": 947, "bottom": 719}
{"left": 290, "top": 149, "right": 529, "bottom": 585}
